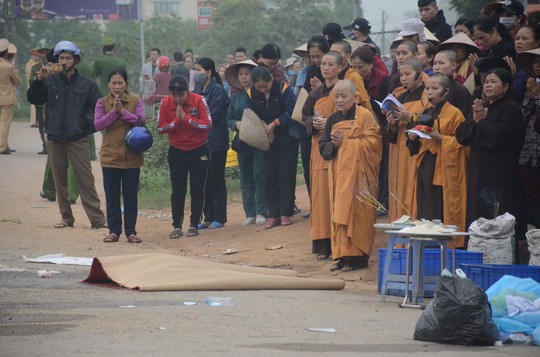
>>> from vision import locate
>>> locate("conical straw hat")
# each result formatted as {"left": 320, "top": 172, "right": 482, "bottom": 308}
{"left": 436, "top": 32, "right": 480, "bottom": 53}
{"left": 293, "top": 43, "right": 308, "bottom": 57}
{"left": 517, "top": 48, "right": 540, "bottom": 76}
{"left": 239, "top": 108, "right": 270, "bottom": 152}
{"left": 225, "top": 59, "right": 258, "bottom": 90}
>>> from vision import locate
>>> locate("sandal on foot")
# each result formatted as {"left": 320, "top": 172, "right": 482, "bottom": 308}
{"left": 54, "top": 221, "right": 73, "bottom": 228}
{"left": 197, "top": 221, "right": 212, "bottom": 229}
{"left": 208, "top": 221, "right": 224, "bottom": 229}
{"left": 264, "top": 218, "right": 281, "bottom": 229}
{"left": 329, "top": 260, "right": 346, "bottom": 271}
{"left": 91, "top": 222, "right": 108, "bottom": 230}
{"left": 186, "top": 226, "right": 199, "bottom": 237}
{"left": 127, "top": 234, "right": 142, "bottom": 243}
{"left": 317, "top": 254, "right": 330, "bottom": 261}
{"left": 280, "top": 216, "right": 292, "bottom": 226}
{"left": 341, "top": 264, "right": 362, "bottom": 272}
{"left": 169, "top": 228, "right": 183, "bottom": 239}
{"left": 103, "top": 233, "right": 119, "bottom": 243}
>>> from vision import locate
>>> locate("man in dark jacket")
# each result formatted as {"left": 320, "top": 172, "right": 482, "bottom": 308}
{"left": 418, "top": 0, "right": 452, "bottom": 42}
{"left": 27, "top": 40, "right": 106, "bottom": 230}
{"left": 171, "top": 51, "right": 190, "bottom": 79}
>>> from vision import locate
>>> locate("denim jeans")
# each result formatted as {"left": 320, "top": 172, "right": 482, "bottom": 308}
{"left": 237, "top": 147, "right": 267, "bottom": 218}
{"left": 202, "top": 150, "right": 228, "bottom": 224}
{"left": 102, "top": 167, "right": 140, "bottom": 237}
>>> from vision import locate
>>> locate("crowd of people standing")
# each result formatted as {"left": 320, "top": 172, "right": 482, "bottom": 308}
{"left": 1, "top": 0, "right": 539, "bottom": 270}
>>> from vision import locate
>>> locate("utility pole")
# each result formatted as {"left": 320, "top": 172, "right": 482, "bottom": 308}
{"left": 138, "top": 0, "right": 145, "bottom": 70}
{"left": 352, "top": 0, "right": 361, "bottom": 20}
{"left": 381, "top": 10, "right": 388, "bottom": 56}
{"left": 3, "top": 0, "right": 16, "bottom": 42}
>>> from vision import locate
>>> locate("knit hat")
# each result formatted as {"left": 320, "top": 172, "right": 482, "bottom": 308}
{"left": 398, "top": 18, "right": 427, "bottom": 41}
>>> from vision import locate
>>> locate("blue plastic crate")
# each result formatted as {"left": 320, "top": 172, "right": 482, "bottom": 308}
{"left": 459, "top": 264, "right": 540, "bottom": 291}
{"left": 378, "top": 248, "right": 483, "bottom": 296}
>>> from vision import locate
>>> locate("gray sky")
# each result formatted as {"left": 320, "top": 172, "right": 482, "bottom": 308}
{"left": 360, "top": 0, "right": 457, "bottom": 33}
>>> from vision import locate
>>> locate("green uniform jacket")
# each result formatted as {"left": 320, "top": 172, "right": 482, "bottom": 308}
{"left": 93, "top": 53, "right": 126, "bottom": 96}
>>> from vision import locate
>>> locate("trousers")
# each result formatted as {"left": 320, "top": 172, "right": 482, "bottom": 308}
{"left": 48, "top": 138, "right": 105, "bottom": 226}
{"left": 168, "top": 145, "right": 209, "bottom": 229}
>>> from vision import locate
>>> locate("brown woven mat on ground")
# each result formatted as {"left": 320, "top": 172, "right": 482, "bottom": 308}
{"left": 83, "top": 253, "right": 345, "bottom": 291}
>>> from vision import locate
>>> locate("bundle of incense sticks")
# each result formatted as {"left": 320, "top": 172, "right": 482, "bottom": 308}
{"left": 390, "top": 192, "right": 412, "bottom": 217}
{"left": 356, "top": 188, "right": 393, "bottom": 220}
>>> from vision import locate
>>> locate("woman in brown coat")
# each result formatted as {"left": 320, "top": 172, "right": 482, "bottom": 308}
{"left": 94, "top": 69, "right": 146, "bottom": 243}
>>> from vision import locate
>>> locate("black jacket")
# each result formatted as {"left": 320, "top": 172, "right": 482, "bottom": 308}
{"left": 27, "top": 71, "right": 100, "bottom": 142}
{"left": 424, "top": 10, "right": 452, "bottom": 42}
{"left": 196, "top": 80, "right": 230, "bottom": 152}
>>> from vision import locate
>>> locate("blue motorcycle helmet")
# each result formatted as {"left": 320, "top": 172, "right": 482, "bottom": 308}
{"left": 125, "top": 126, "right": 153, "bottom": 152}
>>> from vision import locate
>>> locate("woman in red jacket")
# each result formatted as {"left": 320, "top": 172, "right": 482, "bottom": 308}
{"left": 157, "top": 75, "right": 212, "bottom": 238}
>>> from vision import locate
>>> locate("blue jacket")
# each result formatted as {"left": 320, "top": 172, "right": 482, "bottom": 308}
{"left": 197, "top": 80, "right": 231, "bottom": 152}
{"left": 27, "top": 70, "right": 100, "bottom": 142}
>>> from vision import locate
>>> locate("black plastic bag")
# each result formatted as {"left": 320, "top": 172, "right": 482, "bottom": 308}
{"left": 413, "top": 274, "right": 499, "bottom": 346}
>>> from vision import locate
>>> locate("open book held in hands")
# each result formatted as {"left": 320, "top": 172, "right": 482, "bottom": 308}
{"left": 375, "top": 94, "right": 406, "bottom": 114}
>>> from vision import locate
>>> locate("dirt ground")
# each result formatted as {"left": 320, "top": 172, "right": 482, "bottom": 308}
{"left": 1, "top": 122, "right": 536, "bottom": 356}
{"left": 0, "top": 122, "right": 387, "bottom": 290}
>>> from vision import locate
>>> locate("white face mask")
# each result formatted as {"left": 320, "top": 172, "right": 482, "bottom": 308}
{"left": 499, "top": 16, "right": 517, "bottom": 28}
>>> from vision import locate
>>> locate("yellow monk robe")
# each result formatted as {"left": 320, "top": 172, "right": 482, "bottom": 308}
{"left": 405, "top": 102, "right": 470, "bottom": 247}
{"left": 392, "top": 72, "right": 430, "bottom": 98}
{"left": 388, "top": 91, "right": 430, "bottom": 220}
{"left": 309, "top": 93, "right": 337, "bottom": 241}
{"left": 343, "top": 67, "right": 373, "bottom": 113}
{"left": 328, "top": 106, "right": 382, "bottom": 259}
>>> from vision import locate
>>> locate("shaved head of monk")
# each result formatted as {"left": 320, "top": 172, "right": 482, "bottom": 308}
{"left": 334, "top": 80, "right": 357, "bottom": 114}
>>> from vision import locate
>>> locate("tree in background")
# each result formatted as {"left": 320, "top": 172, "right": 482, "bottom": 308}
{"left": 449, "top": 0, "right": 493, "bottom": 18}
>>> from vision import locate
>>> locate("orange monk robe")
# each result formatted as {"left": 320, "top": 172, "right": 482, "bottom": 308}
{"left": 343, "top": 67, "right": 373, "bottom": 113}
{"left": 302, "top": 85, "right": 336, "bottom": 241}
{"left": 405, "top": 102, "right": 470, "bottom": 247}
{"left": 328, "top": 106, "right": 382, "bottom": 259}
{"left": 388, "top": 93, "right": 430, "bottom": 220}
{"left": 392, "top": 72, "right": 430, "bottom": 98}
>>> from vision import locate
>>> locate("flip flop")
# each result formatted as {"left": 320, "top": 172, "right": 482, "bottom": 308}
{"left": 54, "top": 221, "right": 73, "bottom": 228}
{"left": 329, "top": 260, "right": 346, "bottom": 271}
{"left": 169, "top": 228, "right": 183, "bottom": 239}
{"left": 208, "top": 221, "right": 224, "bottom": 229}
{"left": 186, "top": 227, "right": 199, "bottom": 237}
{"left": 197, "top": 221, "right": 212, "bottom": 229}
{"left": 103, "top": 233, "right": 119, "bottom": 243}
{"left": 127, "top": 234, "right": 142, "bottom": 243}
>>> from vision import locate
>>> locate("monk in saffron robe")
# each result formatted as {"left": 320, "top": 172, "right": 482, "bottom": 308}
{"left": 331, "top": 41, "right": 373, "bottom": 113}
{"left": 319, "top": 80, "right": 382, "bottom": 271}
{"left": 405, "top": 74, "right": 469, "bottom": 247}
{"left": 386, "top": 58, "right": 430, "bottom": 220}
{"left": 302, "top": 51, "right": 343, "bottom": 260}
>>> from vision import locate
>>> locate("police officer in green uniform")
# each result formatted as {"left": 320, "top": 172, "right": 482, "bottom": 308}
{"left": 76, "top": 45, "right": 98, "bottom": 160}
{"left": 29, "top": 48, "right": 49, "bottom": 154}
{"left": 93, "top": 36, "right": 126, "bottom": 96}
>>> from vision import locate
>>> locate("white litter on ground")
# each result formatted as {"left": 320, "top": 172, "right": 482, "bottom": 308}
{"left": 23, "top": 253, "right": 93, "bottom": 266}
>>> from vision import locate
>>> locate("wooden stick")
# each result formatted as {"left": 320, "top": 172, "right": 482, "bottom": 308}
{"left": 390, "top": 192, "right": 412, "bottom": 217}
